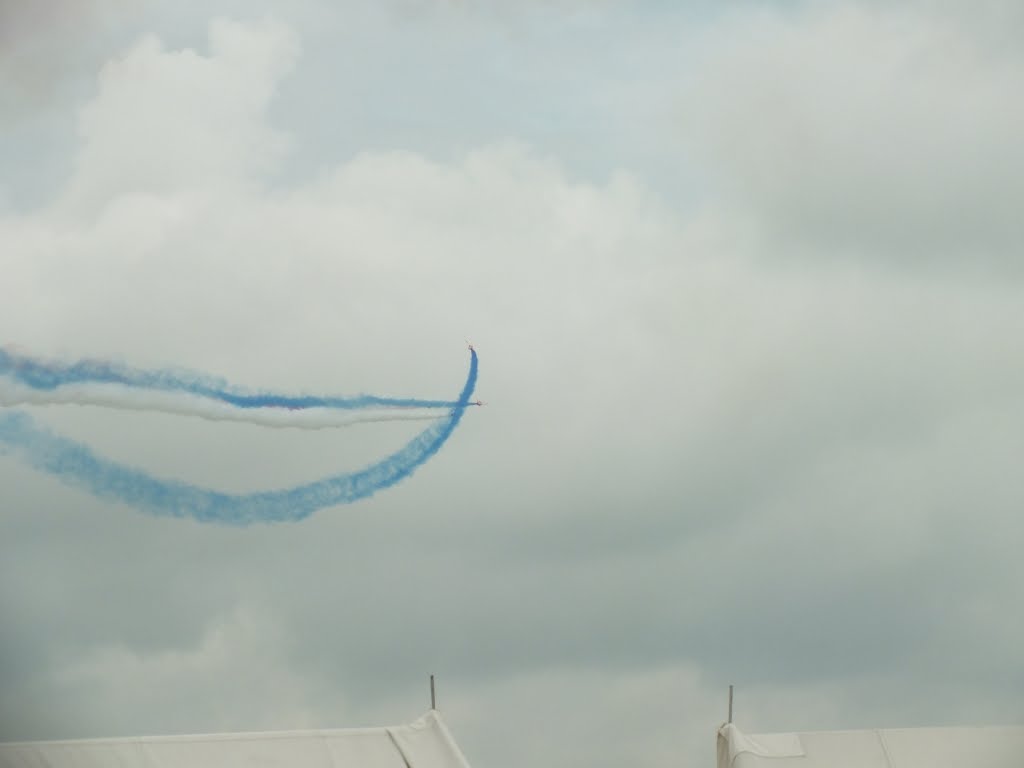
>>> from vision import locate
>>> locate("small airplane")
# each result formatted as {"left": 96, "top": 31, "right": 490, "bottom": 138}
{"left": 473, "top": 400, "right": 485, "bottom": 406}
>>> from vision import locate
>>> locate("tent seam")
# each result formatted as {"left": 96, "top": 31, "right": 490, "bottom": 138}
{"left": 386, "top": 728, "right": 414, "bottom": 768}
{"left": 876, "top": 729, "right": 895, "bottom": 768}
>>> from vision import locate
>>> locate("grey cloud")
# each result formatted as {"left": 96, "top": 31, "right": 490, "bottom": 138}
{"left": 680, "top": 2, "right": 1024, "bottom": 265}
{"left": 0, "top": 0, "right": 142, "bottom": 109}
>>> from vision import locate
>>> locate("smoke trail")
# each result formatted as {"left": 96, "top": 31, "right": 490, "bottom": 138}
{"left": 0, "top": 386, "right": 444, "bottom": 430}
{"left": 0, "top": 347, "right": 467, "bottom": 411}
{"left": 0, "top": 350, "right": 478, "bottom": 524}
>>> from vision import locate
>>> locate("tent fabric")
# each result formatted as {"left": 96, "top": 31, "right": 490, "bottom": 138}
{"left": 718, "top": 722, "right": 1024, "bottom": 768}
{"left": 0, "top": 710, "right": 472, "bottom": 768}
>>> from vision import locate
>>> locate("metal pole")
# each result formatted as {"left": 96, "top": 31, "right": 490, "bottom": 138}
{"left": 430, "top": 674, "right": 436, "bottom": 710}
{"left": 728, "top": 684, "right": 734, "bottom": 723}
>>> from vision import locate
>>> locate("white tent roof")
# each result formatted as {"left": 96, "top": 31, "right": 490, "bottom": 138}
{"left": 718, "top": 722, "right": 1024, "bottom": 768}
{"left": 0, "top": 710, "right": 472, "bottom": 768}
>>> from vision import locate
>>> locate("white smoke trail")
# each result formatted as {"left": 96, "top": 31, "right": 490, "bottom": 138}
{"left": 0, "top": 383, "right": 444, "bottom": 430}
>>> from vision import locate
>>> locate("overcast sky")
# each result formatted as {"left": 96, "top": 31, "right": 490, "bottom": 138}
{"left": 2, "top": 1, "right": 1023, "bottom": 766}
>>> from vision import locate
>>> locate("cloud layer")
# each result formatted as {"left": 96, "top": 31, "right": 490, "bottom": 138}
{"left": 2, "top": 4, "right": 1023, "bottom": 768}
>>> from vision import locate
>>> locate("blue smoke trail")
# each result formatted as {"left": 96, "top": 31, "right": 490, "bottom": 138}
{"left": 0, "top": 347, "right": 466, "bottom": 411}
{"left": 0, "top": 350, "right": 477, "bottom": 524}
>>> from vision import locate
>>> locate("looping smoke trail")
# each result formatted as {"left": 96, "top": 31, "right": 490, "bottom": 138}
{"left": 0, "top": 350, "right": 478, "bottom": 524}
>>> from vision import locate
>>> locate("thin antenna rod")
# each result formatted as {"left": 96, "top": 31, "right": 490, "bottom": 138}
{"left": 430, "top": 674, "right": 436, "bottom": 710}
{"left": 728, "top": 684, "right": 734, "bottom": 723}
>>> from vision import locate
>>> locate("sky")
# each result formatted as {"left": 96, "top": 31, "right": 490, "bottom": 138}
{"left": 2, "top": 1, "right": 1023, "bottom": 766}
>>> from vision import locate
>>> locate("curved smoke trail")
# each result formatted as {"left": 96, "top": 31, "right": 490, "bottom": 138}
{"left": 0, "top": 349, "right": 478, "bottom": 524}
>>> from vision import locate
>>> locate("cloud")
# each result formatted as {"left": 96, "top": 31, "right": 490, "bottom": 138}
{"left": 4, "top": 602, "right": 321, "bottom": 738}
{"left": 681, "top": 3, "right": 1024, "bottom": 264}
{"left": 0, "top": 0, "right": 140, "bottom": 113}
{"left": 2, "top": 7, "right": 1024, "bottom": 767}
{"left": 59, "top": 17, "right": 298, "bottom": 212}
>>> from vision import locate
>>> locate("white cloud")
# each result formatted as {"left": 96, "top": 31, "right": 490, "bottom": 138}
{"left": 60, "top": 17, "right": 298, "bottom": 213}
